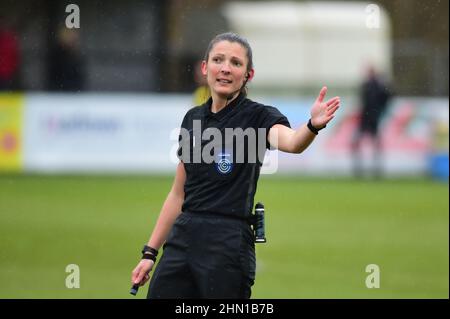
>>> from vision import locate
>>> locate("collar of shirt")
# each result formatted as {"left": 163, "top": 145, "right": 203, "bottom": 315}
{"left": 202, "top": 92, "right": 246, "bottom": 122}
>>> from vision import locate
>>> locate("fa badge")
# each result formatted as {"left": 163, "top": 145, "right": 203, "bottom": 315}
{"left": 216, "top": 152, "right": 233, "bottom": 174}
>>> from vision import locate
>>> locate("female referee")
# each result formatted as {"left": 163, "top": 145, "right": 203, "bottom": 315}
{"left": 131, "top": 32, "right": 340, "bottom": 298}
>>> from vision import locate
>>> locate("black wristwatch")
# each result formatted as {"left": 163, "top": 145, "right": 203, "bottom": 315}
{"left": 307, "top": 119, "right": 326, "bottom": 135}
{"left": 141, "top": 245, "right": 158, "bottom": 257}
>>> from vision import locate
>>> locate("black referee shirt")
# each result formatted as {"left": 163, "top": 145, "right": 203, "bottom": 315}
{"left": 177, "top": 92, "right": 290, "bottom": 218}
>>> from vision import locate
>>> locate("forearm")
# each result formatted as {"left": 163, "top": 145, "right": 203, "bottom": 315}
{"left": 270, "top": 123, "right": 317, "bottom": 154}
{"left": 147, "top": 191, "right": 184, "bottom": 250}
{"left": 289, "top": 123, "right": 317, "bottom": 154}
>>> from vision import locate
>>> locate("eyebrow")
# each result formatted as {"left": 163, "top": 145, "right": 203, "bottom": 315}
{"left": 212, "top": 53, "right": 244, "bottom": 62}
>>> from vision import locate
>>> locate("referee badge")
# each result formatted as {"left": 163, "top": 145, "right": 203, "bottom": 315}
{"left": 215, "top": 152, "right": 233, "bottom": 174}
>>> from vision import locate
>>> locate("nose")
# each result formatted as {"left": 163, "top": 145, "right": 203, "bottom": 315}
{"left": 220, "top": 61, "right": 231, "bottom": 74}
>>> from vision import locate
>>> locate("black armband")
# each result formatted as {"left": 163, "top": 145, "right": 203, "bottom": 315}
{"left": 307, "top": 119, "right": 325, "bottom": 135}
{"left": 141, "top": 245, "right": 158, "bottom": 257}
{"left": 141, "top": 245, "right": 158, "bottom": 261}
{"left": 141, "top": 253, "right": 156, "bottom": 262}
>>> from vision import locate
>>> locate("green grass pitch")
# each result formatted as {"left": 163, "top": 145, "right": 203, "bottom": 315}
{"left": 0, "top": 175, "right": 448, "bottom": 298}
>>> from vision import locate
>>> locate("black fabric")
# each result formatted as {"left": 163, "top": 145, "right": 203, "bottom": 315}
{"left": 359, "top": 77, "right": 391, "bottom": 135}
{"left": 147, "top": 212, "right": 256, "bottom": 299}
{"left": 177, "top": 93, "right": 290, "bottom": 218}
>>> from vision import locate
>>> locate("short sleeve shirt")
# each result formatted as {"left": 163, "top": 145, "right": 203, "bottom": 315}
{"left": 177, "top": 92, "right": 290, "bottom": 218}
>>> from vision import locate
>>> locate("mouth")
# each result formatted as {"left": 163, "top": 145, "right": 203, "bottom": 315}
{"left": 216, "top": 78, "right": 233, "bottom": 84}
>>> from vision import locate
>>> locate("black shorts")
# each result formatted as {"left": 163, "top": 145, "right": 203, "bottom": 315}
{"left": 147, "top": 212, "right": 256, "bottom": 299}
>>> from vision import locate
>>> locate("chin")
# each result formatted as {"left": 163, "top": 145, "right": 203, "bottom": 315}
{"left": 214, "top": 86, "right": 238, "bottom": 97}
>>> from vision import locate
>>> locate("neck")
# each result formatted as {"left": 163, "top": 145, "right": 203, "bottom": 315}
{"left": 211, "top": 91, "right": 240, "bottom": 113}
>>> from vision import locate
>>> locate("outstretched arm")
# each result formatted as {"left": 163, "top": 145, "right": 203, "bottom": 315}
{"left": 268, "top": 86, "right": 340, "bottom": 154}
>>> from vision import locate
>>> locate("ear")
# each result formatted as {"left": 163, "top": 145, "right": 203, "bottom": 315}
{"left": 201, "top": 60, "right": 208, "bottom": 77}
{"left": 246, "top": 68, "right": 255, "bottom": 81}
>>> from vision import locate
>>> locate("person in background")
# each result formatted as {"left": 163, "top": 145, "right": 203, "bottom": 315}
{"left": 192, "top": 59, "right": 211, "bottom": 106}
{"left": 0, "top": 18, "right": 20, "bottom": 91}
{"left": 352, "top": 65, "right": 392, "bottom": 178}
{"left": 47, "top": 27, "right": 85, "bottom": 91}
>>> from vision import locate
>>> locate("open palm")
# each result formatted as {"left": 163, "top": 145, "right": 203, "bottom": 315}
{"left": 310, "top": 86, "right": 340, "bottom": 128}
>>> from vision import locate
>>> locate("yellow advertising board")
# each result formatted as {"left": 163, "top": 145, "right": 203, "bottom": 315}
{"left": 0, "top": 93, "right": 23, "bottom": 172}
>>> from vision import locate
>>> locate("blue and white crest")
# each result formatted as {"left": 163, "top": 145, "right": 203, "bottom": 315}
{"left": 215, "top": 152, "right": 233, "bottom": 174}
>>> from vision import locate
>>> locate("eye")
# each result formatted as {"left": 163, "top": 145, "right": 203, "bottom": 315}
{"left": 212, "top": 57, "right": 222, "bottom": 63}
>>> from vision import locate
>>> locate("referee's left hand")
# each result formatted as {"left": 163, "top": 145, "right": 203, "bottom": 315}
{"left": 131, "top": 259, "right": 154, "bottom": 287}
{"left": 310, "top": 86, "right": 340, "bottom": 128}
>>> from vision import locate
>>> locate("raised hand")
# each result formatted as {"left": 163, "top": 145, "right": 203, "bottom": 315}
{"left": 310, "top": 86, "right": 340, "bottom": 129}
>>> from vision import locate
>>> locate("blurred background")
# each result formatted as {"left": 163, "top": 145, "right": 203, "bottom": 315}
{"left": 0, "top": 0, "right": 448, "bottom": 298}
